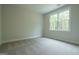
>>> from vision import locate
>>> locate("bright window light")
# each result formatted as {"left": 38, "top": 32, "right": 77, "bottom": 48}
{"left": 49, "top": 8, "right": 70, "bottom": 31}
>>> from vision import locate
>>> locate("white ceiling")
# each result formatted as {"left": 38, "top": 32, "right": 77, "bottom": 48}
{"left": 10, "top": 4, "right": 65, "bottom": 14}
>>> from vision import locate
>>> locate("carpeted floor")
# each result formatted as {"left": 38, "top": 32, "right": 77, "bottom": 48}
{"left": 0, "top": 37, "right": 79, "bottom": 55}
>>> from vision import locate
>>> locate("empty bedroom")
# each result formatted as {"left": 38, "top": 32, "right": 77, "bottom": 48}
{"left": 0, "top": 4, "right": 79, "bottom": 55}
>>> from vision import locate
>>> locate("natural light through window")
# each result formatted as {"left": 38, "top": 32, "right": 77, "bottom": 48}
{"left": 49, "top": 8, "right": 70, "bottom": 31}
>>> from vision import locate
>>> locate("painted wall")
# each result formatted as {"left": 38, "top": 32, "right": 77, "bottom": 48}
{"left": 2, "top": 5, "right": 43, "bottom": 43}
{"left": 0, "top": 5, "right": 2, "bottom": 45}
{"left": 43, "top": 5, "right": 79, "bottom": 45}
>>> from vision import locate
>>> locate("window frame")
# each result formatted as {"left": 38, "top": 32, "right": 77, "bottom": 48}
{"left": 49, "top": 6, "right": 70, "bottom": 32}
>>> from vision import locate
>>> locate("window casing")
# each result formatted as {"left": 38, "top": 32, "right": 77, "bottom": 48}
{"left": 49, "top": 7, "right": 70, "bottom": 31}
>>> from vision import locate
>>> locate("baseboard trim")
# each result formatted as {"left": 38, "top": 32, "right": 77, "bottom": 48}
{"left": 43, "top": 36, "right": 79, "bottom": 46}
{"left": 2, "top": 35, "right": 41, "bottom": 44}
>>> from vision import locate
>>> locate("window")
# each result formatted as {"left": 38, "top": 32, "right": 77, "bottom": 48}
{"left": 49, "top": 8, "right": 70, "bottom": 31}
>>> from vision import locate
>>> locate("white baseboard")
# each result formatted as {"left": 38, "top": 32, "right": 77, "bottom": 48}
{"left": 2, "top": 35, "right": 41, "bottom": 44}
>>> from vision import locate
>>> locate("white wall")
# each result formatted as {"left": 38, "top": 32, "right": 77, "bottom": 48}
{"left": 43, "top": 5, "right": 79, "bottom": 45}
{"left": 0, "top": 5, "right": 2, "bottom": 45}
{"left": 2, "top": 5, "right": 43, "bottom": 43}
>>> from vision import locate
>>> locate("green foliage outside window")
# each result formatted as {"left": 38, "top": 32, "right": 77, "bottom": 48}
{"left": 50, "top": 9, "right": 69, "bottom": 31}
